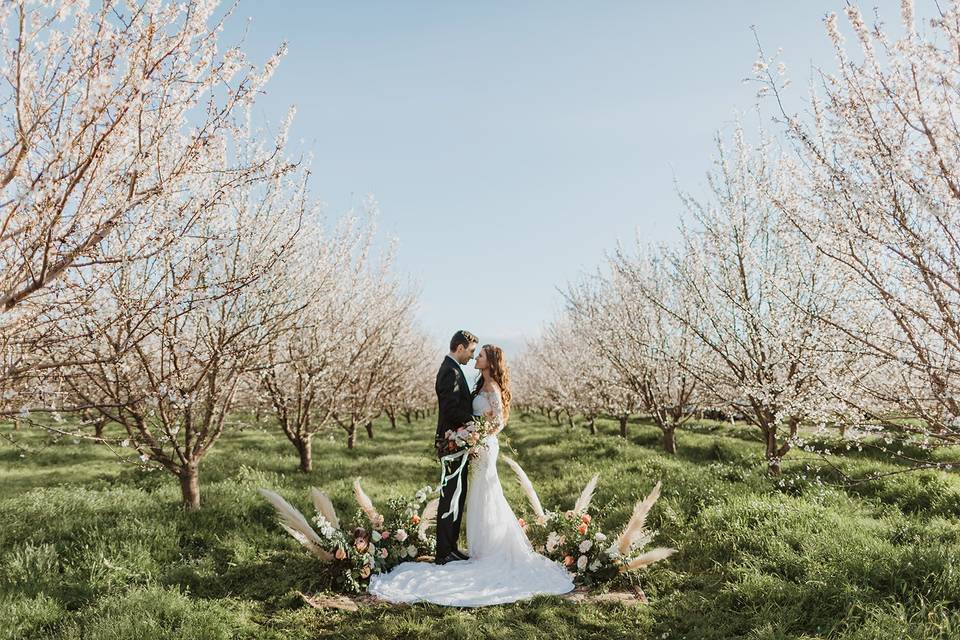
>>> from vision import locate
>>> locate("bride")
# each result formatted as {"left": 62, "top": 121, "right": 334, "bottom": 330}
{"left": 367, "top": 344, "right": 575, "bottom": 607}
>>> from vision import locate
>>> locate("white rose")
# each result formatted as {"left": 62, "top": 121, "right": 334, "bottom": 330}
{"left": 371, "top": 530, "right": 381, "bottom": 542}
{"left": 394, "top": 529, "right": 408, "bottom": 542}
{"left": 577, "top": 555, "right": 588, "bottom": 570}
{"left": 579, "top": 539, "right": 593, "bottom": 553}
{"left": 406, "top": 544, "right": 418, "bottom": 557}
{"left": 594, "top": 532, "right": 606, "bottom": 541}
{"left": 589, "top": 560, "right": 602, "bottom": 571}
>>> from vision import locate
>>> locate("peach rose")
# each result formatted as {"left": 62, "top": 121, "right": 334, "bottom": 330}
{"left": 565, "top": 510, "right": 575, "bottom": 518}
{"left": 380, "top": 547, "right": 389, "bottom": 558}
{"left": 334, "top": 548, "right": 347, "bottom": 560}
{"left": 381, "top": 530, "right": 391, "bottom": 540}
{"left": 577, "top": 523, "right": 589, "bottom": 535}
{"left": 355, "top": 538, "right": 368, "bottom": 552}
{"left": 517, "top": 517, "right": 527, "bottom": 530}
{"left": 581, "top": 513, "right": 592, "bottom": 524}
{"left": 563, "top": 555, "right": 574, "bottom": 566}
{"left": 360, "top": 565, "right": 371, "bottom": 578}
{"left": 411, "top": 514, "right": 421, "bottom": 525}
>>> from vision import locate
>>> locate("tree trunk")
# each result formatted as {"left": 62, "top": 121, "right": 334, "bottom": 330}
{"left": 587, "top": 417, "right": 596, "bottom": 435}
{"left": 404, "top": 411, "right": 412, "bottom": 424}
{"left": 365, "top": 421, "right": 374, "bottom": 439}
{"left": 347, "top": 422, "right": 357, "bottom": 449}
{"left": 662, "top": 425, "right": 677, "bottom": 454}
{"left": 567, "top": 415, "right": 574, "bottom": 428}
{"left": 618, "top": 415, "right": 628, "bottom": 438}
{"left": 297, "top": 435, "right": 313, "bottom": 473}
{"left": 387, "top": 412, "right": 397, "bottom": 429}
{"left": 179, "top": 463, "right": 201, "bottom": 510}
{"left": 94, "top": 419, "right": 105, "bottom": 439}
{"left": 764, "top": 429, "right": 782, "bottom": 476}
{"left": 553, "top": 411, "right": 561, "bottom": 425}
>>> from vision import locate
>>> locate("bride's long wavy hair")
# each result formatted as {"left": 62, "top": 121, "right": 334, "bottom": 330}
{"left": 472, "top": 344, "right": 512, "bottom": 422}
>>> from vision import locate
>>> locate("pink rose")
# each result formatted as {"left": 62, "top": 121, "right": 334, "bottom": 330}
{"left": 380, "top": 547, "right": 388, "bottom": 558}
{"left": 517, "top": 517, "right": 527, "bottom": 530}
{"left": 381, "top": 530, "right": 390, "bottom": 540}
{"left": 581, "top": 514, "right": 592, "bottom": 524}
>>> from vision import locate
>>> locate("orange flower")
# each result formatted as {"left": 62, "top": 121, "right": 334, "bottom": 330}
{"left": 563, "top": 555, "right": 574, "bottom": 566}
{"left": 411, "top": 514, "right": 421, "bottom": 525}
{"left": 577, "top": 523, "right": 589, "bottom": 535}
{"left": 581, "top": 513, "right": 592, "bottom": 524}
{"left": 334, "top": 548, "right": 347, "bottom": 560}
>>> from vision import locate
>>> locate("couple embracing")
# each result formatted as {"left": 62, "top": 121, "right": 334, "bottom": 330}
{"left": 367, "top": 330, "right": 575, "bottom": 607}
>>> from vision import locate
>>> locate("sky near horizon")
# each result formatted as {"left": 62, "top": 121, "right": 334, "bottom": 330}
{"left": 220, "top": 0, "right": 903, "bottom": 357}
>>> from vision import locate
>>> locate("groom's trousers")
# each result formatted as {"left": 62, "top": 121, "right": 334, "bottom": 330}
{"left": 435, "top": 453, "right": 469, "bottom": 559}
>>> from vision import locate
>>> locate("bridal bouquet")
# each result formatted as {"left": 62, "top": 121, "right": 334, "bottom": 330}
{"left": 259, "top": 479, "right": 441, "bottom": 593}
{"left": 502, "top": 457, "right": 676, "bottom": 587}
{"left": 440, "top": 413, "right": 500, "bottom": 460}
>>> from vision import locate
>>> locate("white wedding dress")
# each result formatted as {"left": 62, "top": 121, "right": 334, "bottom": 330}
{"left": 367, "top": 388, "right": 575, "bottom": 607}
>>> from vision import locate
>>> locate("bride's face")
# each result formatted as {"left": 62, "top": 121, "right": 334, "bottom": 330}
{"left": 474, "top": 348, "right": 489, "bottom": 371}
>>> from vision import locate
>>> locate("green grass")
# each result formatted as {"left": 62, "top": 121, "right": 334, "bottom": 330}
{"left": 1, "top": 413, "right": 959, "bottom": 639}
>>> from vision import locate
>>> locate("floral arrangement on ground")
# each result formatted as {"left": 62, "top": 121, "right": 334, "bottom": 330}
{"left": 259, "top": 459, "right": 675, "bottom": 595}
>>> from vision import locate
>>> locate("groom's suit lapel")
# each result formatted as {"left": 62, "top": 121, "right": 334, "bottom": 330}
{"left": 445, "top": 356, "right": 471, "bottom": 398}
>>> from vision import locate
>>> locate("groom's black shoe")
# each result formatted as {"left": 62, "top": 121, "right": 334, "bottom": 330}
{"left": 435, "top": 553, "right": 460, "bottom": 565}
{"left": 450, "top": 549, "right": 470, "bottom": 561}
{"left": 436, "top": 551, "right": 468, "bottom": 565}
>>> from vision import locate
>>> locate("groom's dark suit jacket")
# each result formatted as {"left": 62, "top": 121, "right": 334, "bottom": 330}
{"left": 434, "top": 355, "right": 475, "bottom": 458}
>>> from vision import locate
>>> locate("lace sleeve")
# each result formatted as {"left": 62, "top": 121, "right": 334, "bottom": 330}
{"left": 489, "top": 389, "right": 506, "bottom": 432}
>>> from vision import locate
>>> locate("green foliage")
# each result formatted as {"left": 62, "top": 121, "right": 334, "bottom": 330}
{"left": 1, "top": 414, "right": 959, "bottom": 639}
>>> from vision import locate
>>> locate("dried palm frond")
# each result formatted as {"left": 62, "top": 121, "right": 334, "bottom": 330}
{"left": 615, "top": 480, "right": 662, "bottom": 556}
{"left": 502, "top": 455, "right": 546, "bottom": 522}
{"left": 310, "top": 487, "right": 340, "bottom": 530}
{"left": 353, "top": 477, "right": 384, "bottom": 528}
{"left": 258, "top": 488, "right": 333, "bottom": 560}
{"left": 418, "top": 498, "right": 439, "bottom": 538}
{"left": 573, "top": 473, "right": 599, "bottom": 514}
{"left": 619, "top": 547, "right": 676, "bottom": 572}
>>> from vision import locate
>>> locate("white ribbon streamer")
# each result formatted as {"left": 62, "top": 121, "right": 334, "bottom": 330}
{"left": 438, "top": 447, "right": 470, "bottom": 521}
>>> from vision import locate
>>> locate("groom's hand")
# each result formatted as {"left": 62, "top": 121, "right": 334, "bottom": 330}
{"left": 435, "top": 429, "right": 467, "bottom": 457}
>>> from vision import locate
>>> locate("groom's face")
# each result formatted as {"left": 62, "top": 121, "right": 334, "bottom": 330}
{"left": 454, "top": 342, "right": 478, "bottom": 365}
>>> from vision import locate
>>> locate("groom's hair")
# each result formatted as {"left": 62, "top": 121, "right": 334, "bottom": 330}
{"left": 450, "top": 330, "right": 478, "bottom": 352}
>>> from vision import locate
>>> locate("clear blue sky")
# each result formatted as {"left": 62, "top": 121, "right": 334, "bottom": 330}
{"left": 221, "top": 1, "right": 901, "bottom": 356}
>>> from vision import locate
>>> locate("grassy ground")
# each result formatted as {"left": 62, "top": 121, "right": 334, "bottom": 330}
{"left": 1, "top": 412, "right": 959, "bottom": 640}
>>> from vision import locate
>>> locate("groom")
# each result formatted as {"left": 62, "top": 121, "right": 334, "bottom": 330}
{"left": 433, "top": 329, "right": 478, "bottom": 565}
